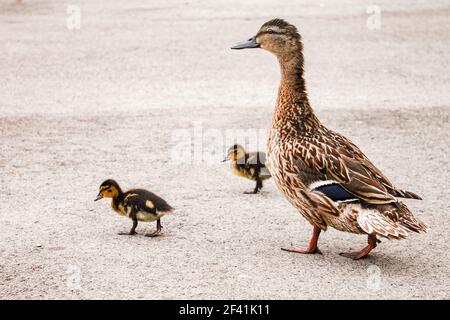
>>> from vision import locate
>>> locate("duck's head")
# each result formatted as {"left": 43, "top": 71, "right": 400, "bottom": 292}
{"left": 223, "top": 144, "right": 246, "bottom": 162}
{"left": 231, "top": 18, "right": 301, "bottom": 58}
{"left": 95, "top": 179, "right": 122, "bottom": 201}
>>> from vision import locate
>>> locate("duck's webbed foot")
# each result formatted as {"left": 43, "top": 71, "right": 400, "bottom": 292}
{"left": 281, "top": 226, "right": 322, "bottom": 255}
{"left": 145, "top": 219, "right": 163, "bottom": 237}
{"left": 281, "top": 246, "right": 322, "bottom": 254}
{"left": 339, "top": 234, "right": 378, "bottom": 260}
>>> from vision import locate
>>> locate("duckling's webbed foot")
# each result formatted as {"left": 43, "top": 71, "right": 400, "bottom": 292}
{"left": 339, "top": 234, "right": 378, "bottom": 260}
{"left": 145, "top": 219, "right": 163, "bottom": 237}
{"left": 145, "top": 230, "right": 162, "bottom": 237}
{"left": 119, "top": 219, "right": 138, "bottom": 236}
{"left": 118, "top": 231, "right": 137, "bottom": 236}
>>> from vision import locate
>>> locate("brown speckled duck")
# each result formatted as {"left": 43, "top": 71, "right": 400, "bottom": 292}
{"left": 232, "top": 18, "right": 428, "bottom": 259}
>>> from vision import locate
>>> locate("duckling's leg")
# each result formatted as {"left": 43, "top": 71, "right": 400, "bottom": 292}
{"left": 145, "top": 219, "right": 162, "bottom": 237}
{"left": 118, "top": 219, "right": 138, "bottom": 236}
{"left": 244, "top": 178, "right": 262, "bottom": 194}
{"left": 281, "top": 226, "right": 322, "bottom": 254}
{"left": 257, "top": 179, "right": 263, "bottom": 192}
{"left": 339, "top": 234, "right": 378, "bottom": 260}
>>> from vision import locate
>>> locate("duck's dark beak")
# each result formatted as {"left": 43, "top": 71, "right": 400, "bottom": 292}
{"left": 94, "top": 193, "right": 103, "bottom": 201}
{"left": 231, "top": 36, "right": 260, "bottom": 50}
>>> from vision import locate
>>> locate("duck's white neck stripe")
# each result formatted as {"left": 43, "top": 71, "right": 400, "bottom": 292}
{"left": 308, "top": 180, "right": 338, "bottom": 190}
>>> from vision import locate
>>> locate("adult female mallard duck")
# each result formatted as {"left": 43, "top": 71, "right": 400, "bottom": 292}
{"left": 232, "top": 19, "right": 428, "bottom": 259}
{"left": 223, "top": 144, "right": 271, "bottom": 194}
{"left": 95, "top": 179, "right": 174, "bottom": 237}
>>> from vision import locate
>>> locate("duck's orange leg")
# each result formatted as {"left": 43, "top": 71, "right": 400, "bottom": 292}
{"left": 281, "top": 226, "right": 322, "bottom": 254}
{"left": 339, "top": 234, "right": 378, "bottom": 260}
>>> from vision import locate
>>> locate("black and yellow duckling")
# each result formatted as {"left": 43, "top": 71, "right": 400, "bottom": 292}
{"left": 223, "top": 144, "right": 271, "bottom": 194}
{"left": 94, "top": 179, "right": 174, "bottom": 237}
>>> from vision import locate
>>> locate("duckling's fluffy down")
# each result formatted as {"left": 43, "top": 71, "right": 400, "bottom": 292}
{"left": 122, "top": 189, "right": 174, "bottom": 222}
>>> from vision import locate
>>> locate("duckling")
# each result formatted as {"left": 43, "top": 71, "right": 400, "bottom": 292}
{"left": 223, "top": 144, "right": 271, "bottom": 194}
{"left": 94, "top": 179, "right": 174, "bottom": 237}
{"left": 232, "top": 19, "right": 427, "bottom": 259}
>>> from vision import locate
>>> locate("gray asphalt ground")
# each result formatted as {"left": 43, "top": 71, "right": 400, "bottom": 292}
{"left": 0, "top": 0, "right": 449, "bottom": 299}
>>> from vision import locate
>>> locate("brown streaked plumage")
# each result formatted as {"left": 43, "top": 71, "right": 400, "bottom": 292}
{"left": 223, "top": 144, "right": 271, "bottom": 194}
{"left": 95, "top": 179, "right": 174, "bottom": 237}
{"left": 232, "top": 18, "right": 428, "bottom": 259}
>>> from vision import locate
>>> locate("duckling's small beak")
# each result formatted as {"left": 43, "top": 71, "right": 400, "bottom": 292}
{"left": 94, "top": 194, "right": 103, "bottom": 201}
{"left": 222, "top": 157, "right": 230, "bottom": 162}
{"left": 231, "top": 36, "right": 260, "bottom": 50}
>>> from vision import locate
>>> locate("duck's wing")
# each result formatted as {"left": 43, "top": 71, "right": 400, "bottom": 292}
{"left": 332, "top": 131, "right": 421, "bottom": 200}
{"left": 310, "top": 181, "right": 358, "bottom": 202}
{"left": 296, "top": 129, "right": 417, "bottom": 204}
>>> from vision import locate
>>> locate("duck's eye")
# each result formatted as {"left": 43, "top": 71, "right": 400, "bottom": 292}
{"left": 267, "top": 28, "right": 274, "bottom": 34}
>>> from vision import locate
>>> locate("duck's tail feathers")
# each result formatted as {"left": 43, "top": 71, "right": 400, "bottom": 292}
{"left": 357, "top": 201, "right": 428, "bottom": 239}
{"left": 395, "top": 202, "right": 429, "bottom": 233}
{"left": 357, "top": 210, "right": 409, "bottom": 240}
